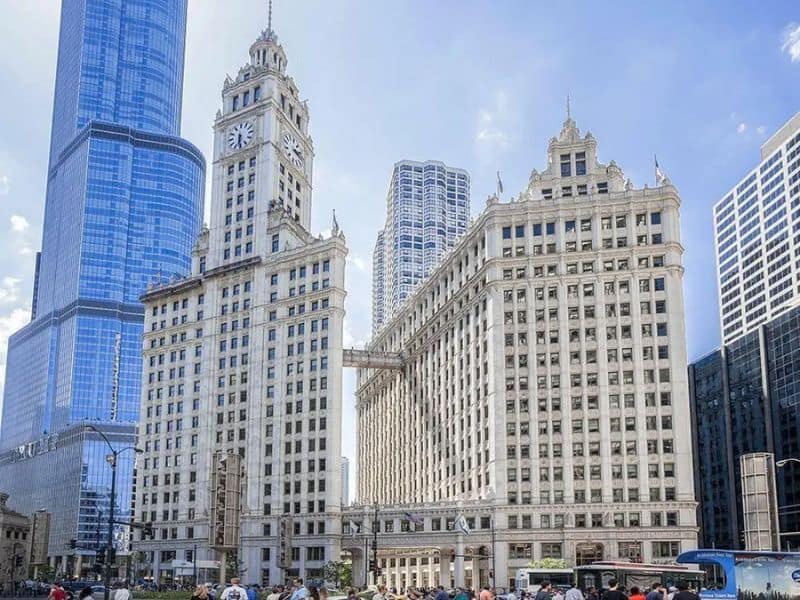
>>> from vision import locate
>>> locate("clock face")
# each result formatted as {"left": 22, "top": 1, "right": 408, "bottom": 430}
{"left": 227, "top": 121, "right": 254, "bottom": 150}
{"left": 283, "top": 132, "right": 304, "bottom": 168}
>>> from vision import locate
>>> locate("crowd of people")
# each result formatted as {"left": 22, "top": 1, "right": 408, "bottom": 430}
{"left": 30, "top": 576, "right": 700, "bottom": 600}
{"left": 362, "top": 578, "right": 699, "bottom": 600}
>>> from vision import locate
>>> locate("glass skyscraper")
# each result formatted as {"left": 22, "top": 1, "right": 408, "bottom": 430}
{"left": 372, "top": 160, "right": 470, "bottom": 333}
{"left": 0, "top": 0, "right": 204, "bottom": 573}
{"left": 689, "top": 290, "right": 800, "bottom": 551}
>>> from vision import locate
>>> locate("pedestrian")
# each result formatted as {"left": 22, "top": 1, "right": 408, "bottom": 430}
{"left": 669, "top": 582, "right": 697, "bottom": 600}
{"left": 308, "top": 587, "right": 320, "bottom": 600}
{"left": 347, "top": 591, "right": 358, "bottom": 600}
{"left": 629, "top": 587, "right": 645, "bottom": 600}
{"left": 192, "top": 585, "right": 210, "bottom": 600}
{"left": 50, "top": 584, "right": 67, "bottom": 600}
{"left": 586, "top": 588, "right": 599, "bottom": 600}
{"left": 434, "top": 586, "right": 449, "bottom": 600}
{"left": 116, "top": 584, "right": 131, "bottom": 600}
{"left": 247, "top": 587, "right": 258, "bottom": 600}
{"left": 667, "top": 588, "right": 676, "bottom": 600}
{"left": 480, "top": 586, "right": 493, "bottom": 600}
{"left": 645, "top": 584, "right": 661, "bottom": 600}
{"left": 221, "top": 578, "right": 248, "bottom": 600}
{"left": 290, "top": 580, "right": 309, "bottom": 600}
{"left": 552, "top": 589, "right": 563, "bottom": 600}
{"left": 600, "top": 580, "right": 627, "bottom": 600}
{"left": 566, "top": 583, "right": 584, "bottom": 600}
{"left": 375, "top": 586, "right": 389, "bottom": 600}
{"left": 534, "top": 582, "right": 551, "bottom": 600}
{"left": 78, "top": 587, "right": 93, "bottom": 600}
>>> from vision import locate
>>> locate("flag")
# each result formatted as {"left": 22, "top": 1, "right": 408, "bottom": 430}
{"left": 453, "top": 514, "right": 471, "bottom": 536}
{"left": 349, "top": 521, "right": 360, "bottom": 538}
{"left": 655, "top": 155, "right": 666, "bottom": 185}
{"left": 403, "top": 512, "right": 424, "bottom": 526}
{"left": 496, "top": 171, "right": 504, "bottom": 195}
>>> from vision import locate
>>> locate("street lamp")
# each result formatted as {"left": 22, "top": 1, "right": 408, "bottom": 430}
{"left": 774, "top": 457, "right": 800, "bottom": 550}
{"left": 84, "top": 425, "right": 143, "bottom": 600}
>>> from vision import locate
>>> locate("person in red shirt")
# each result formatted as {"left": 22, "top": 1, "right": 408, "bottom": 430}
{"left": 629, "top": 587, "right": 646, "bottom": 600}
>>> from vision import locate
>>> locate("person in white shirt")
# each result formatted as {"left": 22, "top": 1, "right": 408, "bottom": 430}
{"left": 565, "top": 584, "right": 584, "bottom": 600}
{"left": 115, "top": 585, "right": 131, "bottom": 600}
{"left": 290, "top": 580, "right": 309, "bottom": 600}
{"left": 221, "top": 578, "right": 247, "bottom": 600}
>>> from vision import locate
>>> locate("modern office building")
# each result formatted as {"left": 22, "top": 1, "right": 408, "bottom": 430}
{"left": 341, "top": 457, "right": 350, "bottom": 507}
{"left": 689, "top": 290, "right": 800, "bottom": 551}
{"left": 0, "top": 0, "right": 204, "bottom": 573}
{"left": 714, "top": 112, "right": 800, "bottom": 345}
{"left": 351, "top": 115, "right": 697, "bottom": 589}
{"left": 372, "top": 160, "right": 470, "bottom": 333}
{"left": 133, "top": 22, "right": 347, "bottom": 585}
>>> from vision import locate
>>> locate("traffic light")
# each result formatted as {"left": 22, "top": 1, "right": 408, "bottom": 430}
{"left": 95, "top": 547, "right": 106, "bottom": 565}
{"left": 142, "top": 522, "right": 154, "bottom": 538}
{"left": 68, "top": 539, "right": 77, "bottom": 549}
{"left": 107, "top": 548, "right": 116, "bottom": 564}
{"left": 369, "top": 559, "right": 377, "bottom": 572}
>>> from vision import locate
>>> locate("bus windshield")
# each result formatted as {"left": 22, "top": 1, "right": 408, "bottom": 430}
{"left": 677, "top": 550, "right": 800, "bottom": 600}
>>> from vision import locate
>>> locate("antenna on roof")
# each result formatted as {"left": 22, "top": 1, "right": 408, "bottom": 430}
{"left": 267, "top": 0, "right": 273, "bottom": 33}
{"left": 566, "top": 92, "right": 571, "bottom": 121}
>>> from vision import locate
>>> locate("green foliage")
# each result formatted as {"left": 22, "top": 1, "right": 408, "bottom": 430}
{"left": 134, "top": 593, "right": 188, "bottom": 600}
{"left": 35, "top": 564, "right": 57, "bottom": 582}
{"left": 322, "top": 560, "right": 352, "bottom": 589}
{"left": 527, "top": 558, "right": 568, "bottom": 569}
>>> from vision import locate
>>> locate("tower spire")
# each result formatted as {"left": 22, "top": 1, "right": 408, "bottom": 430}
{"left": 566, "top": 92, "right": 571, "bottom": 121}
{"left": 267, "top": 0, "right": 273, "bottom": 33}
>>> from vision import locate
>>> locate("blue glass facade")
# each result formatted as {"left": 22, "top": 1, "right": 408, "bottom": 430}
{"left": 689, "top": 305, "right": 800, "bottom": 550}
{"left": 0, "top": 0, "right": 203, "bottom": 567}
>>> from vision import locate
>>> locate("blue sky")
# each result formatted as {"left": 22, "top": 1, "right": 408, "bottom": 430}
{"left": 0, "top": 1, "right": 798, "bottom": 495}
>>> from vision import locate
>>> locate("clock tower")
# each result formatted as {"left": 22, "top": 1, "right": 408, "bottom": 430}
{"left": 208, "top": 24, "right": 314, "bottom": 268}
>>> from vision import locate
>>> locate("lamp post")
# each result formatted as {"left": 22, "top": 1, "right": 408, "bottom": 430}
{"left": 84, "top": 425, "right": 142, "bottom": 600}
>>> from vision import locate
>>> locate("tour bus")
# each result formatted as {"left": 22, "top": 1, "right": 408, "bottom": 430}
{"left": 677, "top": 549, "right": 800, "bottom": 600}
{"left": 515, "top": 568, "right": 574, "bottom": 592}
{"left": 516, "top": 562, "right": 705, "bottom": 593}
{"left": 574, "top": 561, "right": 705, "bottom": 592}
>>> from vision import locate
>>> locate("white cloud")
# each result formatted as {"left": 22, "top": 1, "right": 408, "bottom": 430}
{"left": 347, "top": 253, "right": 367, "bottom": 272}
{"left": 9, "top": 215, "right": 29, "bottom": 233}
{"left": 782, "top": 23, "right": 800, "bottom": 62}
{"left": 0, "top": 175, "right": 9, "bottom": 195}
{"left": 756, "top": 125, "right": 767, "bottom": 136}
{"left": 0, "top": 307, "right": 32, "bottom": 410}
{"left": 737, "top": 122, "right": 747, "bottom": 134}
{"left": 475, "top": 91, "right": 511, "bottom": 151}
{"left": 18, "top": 246, "right": 34, "bottom": 257}
{"left": 0, "top": 277, "right": 22, "bottom": 304}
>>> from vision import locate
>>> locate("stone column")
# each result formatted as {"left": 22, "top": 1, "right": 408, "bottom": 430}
{"left": 352, "top": 548, "right": 365, "bottom": 588}
{"left": 493, "top": 540, "right": 508, "bottom": 592}
{"left": 454, "top": 539, "right": 465, "bottom": 588}
{"left": 471, "top": 555, "right": 482, "bottom": 589}
{"left": 74, "top": 554, "right": 83, "bottom": 578}
{"left": 153, "top": 550, "right": 162, "bottom": 585}
{"left": 439, "top": 548, "right": 450, "bottom": 588}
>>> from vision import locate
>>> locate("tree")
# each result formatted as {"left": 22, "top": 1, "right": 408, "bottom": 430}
{"left": 322, "top": 561, "right": 352, "bottom": 589}
{"left": 527, "top": 558, "right": 568, "bottom": 569}
{"left": 36, "top": 564, "right": 56, "bottom": 582}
